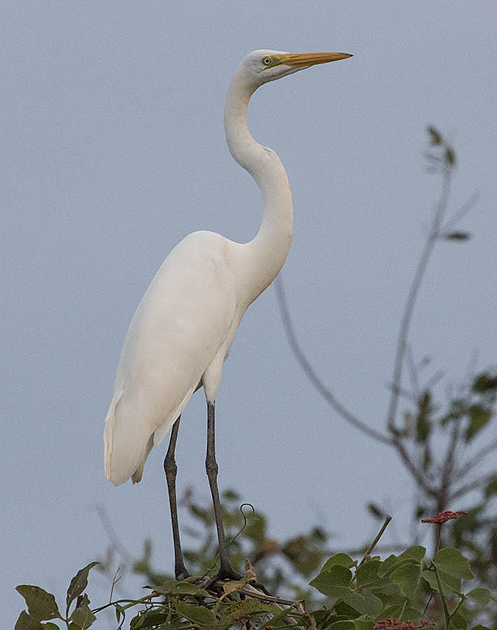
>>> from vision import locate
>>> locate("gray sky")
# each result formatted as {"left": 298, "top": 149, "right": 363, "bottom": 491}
{"left": 2, "top": 1, "right": 497, "bottom": 626}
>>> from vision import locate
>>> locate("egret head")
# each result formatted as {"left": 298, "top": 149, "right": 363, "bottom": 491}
{"left": 238, "top": 49, "right": 352, "bottom": 88}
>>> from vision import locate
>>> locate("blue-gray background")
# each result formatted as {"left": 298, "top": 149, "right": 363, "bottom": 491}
{"left": 2, "top": 1, "right": 496, "bottom": 626}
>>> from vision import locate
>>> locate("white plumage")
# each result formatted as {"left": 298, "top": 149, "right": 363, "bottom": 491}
{"left": 103, "top": 49, "right": 351, "bottom": 491}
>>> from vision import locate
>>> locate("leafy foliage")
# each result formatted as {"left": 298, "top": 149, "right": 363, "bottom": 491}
{"left": 394, "top": 368, "right": 497, "bottom": 598}
{"left": 15, "top": 563, "right": 100, "bottom": 630}
{"left": 15, "top": 537, "right": 497, "bottom": 629}
{"left": 15, "top": 505, "right": 497, "bottom": 630}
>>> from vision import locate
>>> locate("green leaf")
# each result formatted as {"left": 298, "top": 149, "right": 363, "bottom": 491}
{"left": 342, "top": 592, "right": 382, "bottom": 617}
{"left": 356, "top": 560, "right": 381, "bottom": 588}
{"left": 472, "top": 373, "right": 497, "bottom": 393}
{"left": 148, "top": 578, "right": 177, "bottom": 594}
{"left": 353, "top": 620, "right": 375, "bottom": 630}
{"left": 16, "top": 586, "right": 60, "bottom": 621}
{"left": 465, "top": 405, "right": 492, "bottom": 442}
{"left": 326, "top": 622, "right": 355, "bottom": 630}
{"left": 342, "top": 593, "right": 368, "bottom": 615}
{"left": 70, "top": 603, "right": 96, "bottom": 630}
{"left": 335, "top": 602, "right": 362, "bottom": 619}
{"left": 130, "top": 607, "right": 167, "bottom": 629}
{"left": 450, "top": 609, "right": 468, "bottom": 629}
{"left": 470, "top": 626, "right": 492, "bottom": 630}
{"left": 395, "top": 545, "right": 426, "bottom": 561}
{"left": 428, "top": 125, "right": 443, "bottom": 145}
{"left": 114, "top": 603, "right": 125, "bottom": 625}
{"left": 310, "top": 565, "right": 352, "bottom": 597}
{"left": 321, "top": 553, "right": 355, "bottom": 570}
{"left": 445, "top": 231, "right": 470, "bottom": 241}
{"left": 484, "top": 478, "right": 497, "bottom": 498}
{"left": 390, "top": 563, "right": 422, "bottom": 599}
{"left": 416, "top": 391, "right": 432, "bottom": 442}
{"left": 222, "top": 488, "right": 240, "bottom": 501}
{"left": 218, "top": 599, "right": 278, "bottom": 630}
{"left": 151, "top": 578, "right": 210, "bottom": 598}
{"left": 367, "top": 503, "right": 385, "bottom": 519}
{"left": 14, "top": 611, "right": 43, "bottom": 630}
{"left": 434, "top": 547, "right": 474, "bottom": 579}
{"left": 261, "top": 604, "right": 295, "bottom": 628}
{"left": 422, "top": 568, "right": 461, "bottom": 595}
{"left": 66, "top": 563, "right": 100, "bottom": 611}
{"left": 363, "top": 594, "right": 383, "bottom": 617}
{"left": 381, "top": 603, "right": 423, "bottom": 621}
{"left": 175, "top": 600, "right": 215, "bottom": 627}
{"left": 42, "top": 625, "right": 60, "bottom": 630}
{"left": 377, "top": 546, "right": 425, "bottom": 577}
{"left": 466, "top": 588, "right": 491, "bottom": 606}
{"left": 445, "top": 146, "right": 456, "bottom": 166}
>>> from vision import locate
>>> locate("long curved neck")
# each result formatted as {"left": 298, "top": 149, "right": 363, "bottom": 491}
{"left": 224, "top": 71, "right": 293, "bottom": 305}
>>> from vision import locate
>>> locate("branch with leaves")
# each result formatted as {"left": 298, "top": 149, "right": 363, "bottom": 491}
{"left": 15, "top": 510, "right": 497, "bottom": 629}
{"left": 276, "top": 125, "right": 496, "bottom": 541}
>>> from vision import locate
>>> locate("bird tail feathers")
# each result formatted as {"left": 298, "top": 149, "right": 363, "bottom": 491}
{"left": 104, "top": 391, "right": 153, "bottom": 486}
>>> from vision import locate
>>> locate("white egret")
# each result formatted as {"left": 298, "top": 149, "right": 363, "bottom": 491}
{"left": 104, "top": 49, "right": 352, "bottom": 582}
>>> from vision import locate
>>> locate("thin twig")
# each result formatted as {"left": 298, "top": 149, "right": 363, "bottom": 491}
{"left": 387, "top": 382, "right": 418, "bottom": 403}
{"left": 358, "top": 515, "right": 392, "bottom": 566}
{"left": 96, "top": 503, "right": 136, "bottom": 565}
{"left": 424, "top": 369, "right": 445, "bottom": 391}
{"left": 434, "top": 523, "right": 442, "bottom": 555}
{"left": 432, "top": 563, "right": 451, "bottom": 630}
{"left": 442, "top": 190, "right": 480, "bottom": 233}
{"left": 329, "top": 543, "right": 409, "bottom": 557}
{"left": 391, "top": 436, "right": 435, "bottom": 496}
{"left": 406, "top": 344, "right": 421, "bottom": 396}
{"left": 241, "top": 585, "right": 303, "bottom": 608}
{"left": 274, "top": 275, "right": 391, "bottom": 445}
{"left": 455, "top": 439, "right": 497, "bottom": 480}
{"left": 386, "top": 166, "right": 452, "bottom": 433}
{"left": 450, "top": 472, "right": 496, "bottom": 501}
{"left": 440, "top": 416, "right": 462, "bottom": 500}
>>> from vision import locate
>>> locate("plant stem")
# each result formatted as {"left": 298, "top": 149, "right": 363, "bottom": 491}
{"left": 448, "top": 596, "right": 465, "bottom": 625}
{"left": 387, "top": 166, "right": 452, "bottom": 434}
{"left": 359, "top": 515, "right": 392, "bottom": 566}
{"left": 433, "top": 563, "right": 451, "bottom": 630}
{"left": 434, "top": 523, "right": 442, "bottom": 555}
{"left": 274, "top": 276, "right": 391, "bottom": 444}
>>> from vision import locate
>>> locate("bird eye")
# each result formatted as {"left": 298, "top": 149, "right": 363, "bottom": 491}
{"left": 262, "top": 57, "right": 272, "bottom": 66}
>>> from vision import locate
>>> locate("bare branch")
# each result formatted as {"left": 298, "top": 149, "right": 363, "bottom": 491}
{"left": 386, "top": 382, "right": 417, "bottom": 404}
{"left": 442, "top": 190, "right": 480, "bottom": 233}
{"left": 424, "top": 369, "right": 445, "bottom": 391}
{"left": 440, "top": 417, "right": 462, "bottom": 498}
{"left": 359, "top": 515, "right": 392, "bottom": 566}
{"left": 450, "top": 472, "right": 496, "bottom": 501}
{"left": 406, "top": 344, "right": 420, "bottom": 397}
{"left": 391, "top": 435, "right": 436, "bottom": 496}
{"left": 455, "top": 438, "right": 497, "bottom": 480}
{"left": 386, "top": 167, "right": 452, "bottom": 433}
{"left": 274, "top": 275, "right": 391, "bottom": 445}
{"left": 96, "top": 503, "right": 136, "bottom": 566}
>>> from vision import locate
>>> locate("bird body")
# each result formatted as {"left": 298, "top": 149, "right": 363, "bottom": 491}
{"left": 104, "top": 49, "right": 351, "bottom": 494}
{"left": 105, "top": 231, "right": 239, "bottom": 485}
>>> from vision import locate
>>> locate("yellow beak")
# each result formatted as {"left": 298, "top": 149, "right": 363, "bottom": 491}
{"left": 280, "top": 51, "right": 352, "bottom": 68}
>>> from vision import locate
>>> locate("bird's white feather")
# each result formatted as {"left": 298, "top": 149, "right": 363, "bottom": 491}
{"left": 104, "top": 231, "right": 238, "bottom": 485}
{"left": 103, "top": 49, "right": 350, "bottom": 486}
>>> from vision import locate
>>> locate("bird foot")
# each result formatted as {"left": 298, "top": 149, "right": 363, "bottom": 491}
{"left": 205, "top": 566, "right": 243, "bottom": 589}
{"left": 175, "top": 566, "right": 191, "bottom": 581}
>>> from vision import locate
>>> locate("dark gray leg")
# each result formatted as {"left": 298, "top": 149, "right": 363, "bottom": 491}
{"left": 164, "top": 416, "right": 189, "bottom": 580}
{"left": 205, "top": 401, "right": 241, "bottom": 582}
